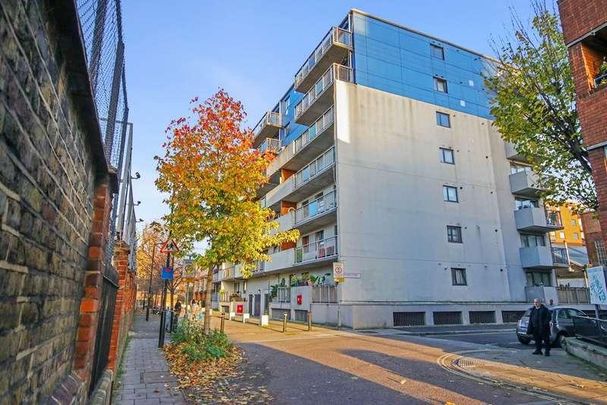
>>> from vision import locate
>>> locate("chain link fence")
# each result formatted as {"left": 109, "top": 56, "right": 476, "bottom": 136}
{"left": 76, "top": 0, "right": 139, "bottom": 270}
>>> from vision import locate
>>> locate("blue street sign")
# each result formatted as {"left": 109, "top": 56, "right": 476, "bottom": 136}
{"left": 161, "top": 266, "right": 174, "bottom": 280}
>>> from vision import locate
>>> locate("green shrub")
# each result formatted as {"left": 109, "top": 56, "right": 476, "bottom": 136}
{"left": 172, "top": 320, "right": 233, "bottom": 362}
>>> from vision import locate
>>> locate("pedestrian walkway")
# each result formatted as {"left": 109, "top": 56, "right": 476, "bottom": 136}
{"left": 115, "top": 313, "right": 185, "bottom": 405}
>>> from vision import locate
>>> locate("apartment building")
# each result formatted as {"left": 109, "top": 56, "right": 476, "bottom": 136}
{"left": 213, "top": 10, "right": 576, "bottom": 328}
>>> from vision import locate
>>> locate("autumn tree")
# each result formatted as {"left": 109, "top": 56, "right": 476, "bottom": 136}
{"left": 156, "top": 90, "right": 299, "bottom": 334}
{"left": 136, "top": 221, "right": 167, "bottom": 313}
{"left": 485, "top": 0, "right": 596, "bottom": 211}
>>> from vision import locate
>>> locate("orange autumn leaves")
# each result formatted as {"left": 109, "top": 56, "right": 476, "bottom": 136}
{"left": 155, "top": 89, "right": 298, "bottom": 277}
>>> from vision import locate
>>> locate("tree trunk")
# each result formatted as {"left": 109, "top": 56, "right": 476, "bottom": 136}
{"left": 203, "top": 266, "right": 214, "bottom": 335}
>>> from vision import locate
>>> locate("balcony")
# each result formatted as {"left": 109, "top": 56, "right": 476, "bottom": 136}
{"left": 514, "top": 207, "right": 563, "bottom": 232}
{"left": 264, "top": 147, "right": 335, "bottom": 211}
{"left": 294, "top": 190, "right": 337, "bottom": 235}
{"left": 253, "top": 111, "right": 282, "bottom": 148}
{"left": 294, "top": 27, "right": 352, "bottom": 94}
{"left": 551, "top": 247, "right": 570, "bottom": 268}
{"left": 295, "top": 236, "right": 338, "bottom": 265}
{"left": 258, "top": 138, "right": 281, "bottom": 155}
{"left": 509, "top": 170, "right": 544, "bottom": 197}
{"left": 267, "top": 107, "right": 334, "bottom": 183}
{"left": 520, "top": 245, "right": 556, "bottom": 269}
{"left": 262, "top": 248, "right": 295, "bottom": 274}
{"left": 273, "top": 211, "right": 294, "bottom": 234}
{"left": 295, "top": 64, "right": 352, "bottom": 125}
{"left": 504, "top": 142, "right": 527, "bottom": 162}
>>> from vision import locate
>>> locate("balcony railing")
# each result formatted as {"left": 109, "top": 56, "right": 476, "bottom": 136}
{"left": 293, "top": 107, "right": 334, "bottom": 155}
{"left": 295, "top": 190, "right": 336, "bottom": 224}
{"left": 295, "top": 236, "right": 338, "bottom": 264}
{"left": 552, "top": 247, "right": 569, "bottom": 265}
{"left": 258, "top": 138, "right": 281, "bottom": 154}
{"left": 255, "top": 260, "right": 265, "bottom": 273}
{"left": 294, "top": 147, "right": 335, "bottom": 188}
{"left": 253, "top": 111, "right": 282, "bottom": 146}
{"left": 295, "top": 27, "right": 352, "bottom": 92}
{"left": 275, "top": 287, "right": 291, "bottom": 303}
{"left": 295, "top": 64, "right": 352, "bottom": 122}
{"left": 312, "top": 285, "right": 337, "bottom": 303}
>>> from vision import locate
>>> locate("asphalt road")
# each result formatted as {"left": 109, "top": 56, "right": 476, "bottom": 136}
{"left": 425, "top": 329, "right": 531, "bottom": 349}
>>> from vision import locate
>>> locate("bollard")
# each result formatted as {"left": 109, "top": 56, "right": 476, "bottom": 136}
{"left": 307, "top": 310, "right": 312, "bottom": 331}
{"left": 282, "top": 312, "right": 288, "bottom": 333}
{"left": 220, "top": 312, "right": 225, "bottom": 333}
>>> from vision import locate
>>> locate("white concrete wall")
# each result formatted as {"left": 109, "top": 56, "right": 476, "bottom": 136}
{"left": 334, "top": 81, "right": 527, "bottom": 305}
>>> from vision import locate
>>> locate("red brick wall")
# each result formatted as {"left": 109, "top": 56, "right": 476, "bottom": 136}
{"left": 73, "top": 181, "right": 113, "bottom": 382}
{"left": 559, "top": 0, "right": 607, "bottom": 44}
{"left": 581, "top": 211, "right": 602, "bottom": 265}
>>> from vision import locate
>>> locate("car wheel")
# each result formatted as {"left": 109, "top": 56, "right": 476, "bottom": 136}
{"left": 517, "top": 336, "right": 531, "bottom": 345}
{"left": 556, "top": 333, "right": 567, "bottom": 348}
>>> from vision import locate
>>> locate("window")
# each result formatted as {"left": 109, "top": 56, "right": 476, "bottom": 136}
{"left": 520, "top": 234, "right": 545, "bottom": 247}
{"left": 443, "top": 185, "right": 458, "bottom": 202}
{"left": 573, "top": 232, "right": 579, "bottom": 240}
{"left": 431, "top": 44, "right": 444, "bottom": 60}
{"left": 440, "top": 148, "right": 455, "bottom": 164}
{"left": 282, "top": 97, "right": 290, "bottom": 114}
{"left": 434, "top": 77, "right": 448, "bottom": 93}
{"left": 451, "top": 268, "right": 467, "bottom": 285}
{"left": 510, "top": 163, "right": 530, "bottom": 174}
{"left": 526, "top": 271, "right": 552, "bottom": 287}
{"left": 447, "top": 226, "right": 462, "bottom": 243}
{"left": 559, "top": 232, "right": 565, "bottom": 239}
{"left": 515, "top": 198, "right": 538, "bottom": 210}
{"left": 436, "top": 112, "right": 451, "bottom": 128}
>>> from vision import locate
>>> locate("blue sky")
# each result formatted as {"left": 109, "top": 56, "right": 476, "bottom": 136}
{"left": 122, "top": 0, "right": 536, "bottom": 225}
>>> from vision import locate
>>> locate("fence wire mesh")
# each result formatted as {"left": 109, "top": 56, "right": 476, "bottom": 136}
{"left": 77, "top": 0, "right": 138, "bottom": 270}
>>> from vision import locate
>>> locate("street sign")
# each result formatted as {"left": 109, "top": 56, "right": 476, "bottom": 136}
{"left": 588, "top": 266, "right": 607, "bottom": 305}
{"left": 161, "top": 266, "right": 174, "bottom": 280}
{"left": 159, "top": 239, "right": 179, "bottom": 254}
{"left": 333, "top": 262, "right": 344, "bottom": 283}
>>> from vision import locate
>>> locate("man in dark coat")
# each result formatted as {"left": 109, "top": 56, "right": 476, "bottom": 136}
{"left": 527, "top": 298, "right": 551, "bottom": 356}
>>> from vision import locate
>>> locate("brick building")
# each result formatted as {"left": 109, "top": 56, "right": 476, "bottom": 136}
{"left": 559, "top": 1, "right": 607, "bottom": 261}
{"left": 0, "top": 0, "right": 137, "bottom": 403}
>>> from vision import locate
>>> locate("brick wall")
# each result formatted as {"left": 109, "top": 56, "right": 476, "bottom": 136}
{"left": 0, "top": 1, "right": 113, "bottom": 403}
{"left": 560, "top": 1, "right": 607, "bottom": 261}
{"left": 581, "top": 211, "right": 602, "bottom": 266}
{"left": 559, "top": 0, "right": 607, "bottom": 45}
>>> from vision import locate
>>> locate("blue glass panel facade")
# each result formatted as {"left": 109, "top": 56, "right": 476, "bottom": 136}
{"left": 352, "top": 13, "right": 493, "bottom": 119}
{"left": 279, "top": 87, "right": 307, "bottom": 147}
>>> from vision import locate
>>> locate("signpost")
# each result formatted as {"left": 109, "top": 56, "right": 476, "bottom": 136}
{"left": 333, "top": 262, "right": 344, "bottom": 283}
{"left": 161, "top": 266, "right": 174, "bottom": 280}
{"left": 588, "top": 266, "right": 607, "bottom": 318}
{"left": 158, "top": 238, "right": 179, "bottom": 348}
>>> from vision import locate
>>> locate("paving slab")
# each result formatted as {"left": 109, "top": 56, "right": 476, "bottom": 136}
{"left": 115, "top": 314, "right": 185, "bottom": 405}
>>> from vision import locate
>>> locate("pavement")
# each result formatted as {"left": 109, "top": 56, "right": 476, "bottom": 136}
{"left": 114, "top": 314, "right": 185, "bottom": 405}
{"left": 212, "top": 317, "right": 607, "bottom": 404}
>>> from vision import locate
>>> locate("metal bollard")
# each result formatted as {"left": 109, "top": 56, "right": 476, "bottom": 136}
{"left": 307, "top": 310, "right": 312, "bottom": 331}
{"left": 282, "top": 313, "right": 287, "bottom": 333}
{"left": 220, "top": 312, "right": 225, "bottom": 333}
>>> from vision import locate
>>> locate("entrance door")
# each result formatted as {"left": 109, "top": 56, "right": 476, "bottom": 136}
{"left": 254, "top": 294, "right": 261, "bottom": 317}
{"left": 248, "top": 294, "right": 253, "bottom": 314}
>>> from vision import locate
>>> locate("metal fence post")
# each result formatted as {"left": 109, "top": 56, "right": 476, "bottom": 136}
{"left": 220, "top": 312, "right": 225, "bottom": 333}
{"left": 282, "top": 313, "right": 287, "bottom": 333}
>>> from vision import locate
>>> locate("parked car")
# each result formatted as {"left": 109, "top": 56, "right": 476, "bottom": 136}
{"left": 516, "top": 306, "right": 587, "bottom": 347}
